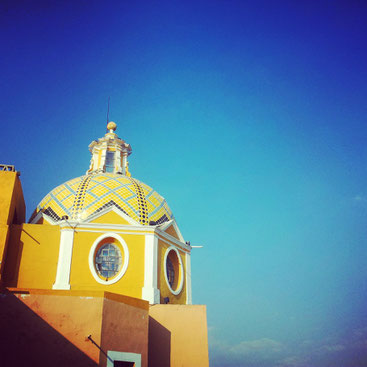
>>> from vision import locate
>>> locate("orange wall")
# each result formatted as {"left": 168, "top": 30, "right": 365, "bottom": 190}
{"left": 20, "top": 292, "right": 104, "bottom": 363}
{"left": 1, "top": 289, "right": 149, "bottom": 367}
{"left": 149, "top": 304, "right": 209, "bottom": 367}
{"left": 1, "top": 289, "right": 103, "bottom": 365}
{"left": 100, "top": 294, "right": 149, "bottom": 367}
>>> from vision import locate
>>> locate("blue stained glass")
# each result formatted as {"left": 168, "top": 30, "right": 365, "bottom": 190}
{"left": 95, "top": 243, "right": 122, "bottom": 279}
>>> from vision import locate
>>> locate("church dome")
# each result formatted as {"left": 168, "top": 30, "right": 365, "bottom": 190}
{"left": 30, "top": 122, "right": 173, "bottom": 226}
{"left": 33, "top": 173, "right": 173, "bottom": 225}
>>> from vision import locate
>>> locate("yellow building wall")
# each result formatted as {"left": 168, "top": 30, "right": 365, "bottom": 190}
{"left": 70, "top": 230, "right": 145, "bottom": 298}
{"left": 0, "top": 171, "right": 26, "bottom": 282}
{"left": 0, "top": 171, "right": 25, "bottom": 225}
{"left": 3, "top": 223, "right": 60, "bottom": 289}
{"left": 157, "top": 239, "right": 187, "bottom": 304}
{"left": 90, "top": 211, "right": 132, "bottom": 225}
{"left": 0, "top": 224, "right": 11, "bottom": 281}
{"left": 0, "top": 171, "right": 17, "bottom": 224}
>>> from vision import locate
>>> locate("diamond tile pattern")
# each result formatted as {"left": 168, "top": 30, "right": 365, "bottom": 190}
{"left": 33, "top": 173, "right": 173, "bottom": 225}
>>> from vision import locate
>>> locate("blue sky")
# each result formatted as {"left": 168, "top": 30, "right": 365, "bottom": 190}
{"left": 1, "top": 1, "right": 367, "bottom": 366}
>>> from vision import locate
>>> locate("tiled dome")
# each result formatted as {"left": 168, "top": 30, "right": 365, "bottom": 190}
{"left": 32, "top": 173, "right": 173, "bottom": 225}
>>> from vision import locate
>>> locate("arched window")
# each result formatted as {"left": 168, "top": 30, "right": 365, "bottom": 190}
{"left": 105, "top": 151, "right": 115, "bottom": 173}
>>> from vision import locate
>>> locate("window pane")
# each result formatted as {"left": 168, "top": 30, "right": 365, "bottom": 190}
{"left": 95, "top": 243, "right": 122, "bottom": 279}
{"left": 105, "top": 151, "right": 115, "bottom": 173}
{"left": 166, "top": 257, "right": 175, "bottom": 287}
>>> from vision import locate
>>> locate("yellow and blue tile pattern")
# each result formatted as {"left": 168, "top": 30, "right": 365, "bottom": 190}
{"left": 32, "top": 173, "right": 173, "bottom": 225}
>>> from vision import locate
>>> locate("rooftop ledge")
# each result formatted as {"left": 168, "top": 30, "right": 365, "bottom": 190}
{"left": 5, "top": 287, "right": 149, "bottom": 311}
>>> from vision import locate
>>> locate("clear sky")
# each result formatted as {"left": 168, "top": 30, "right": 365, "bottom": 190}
{"left": 1, "top": 1, "right": 367, "bottom": 366}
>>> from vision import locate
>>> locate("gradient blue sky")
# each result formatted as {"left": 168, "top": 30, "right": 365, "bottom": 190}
{"left": 1, "top": 1, "right": 367, "bottom": 366}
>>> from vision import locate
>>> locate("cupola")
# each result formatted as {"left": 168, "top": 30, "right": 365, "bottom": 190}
{"left": 87, "top": 122, "right": 132, "bottom": 176}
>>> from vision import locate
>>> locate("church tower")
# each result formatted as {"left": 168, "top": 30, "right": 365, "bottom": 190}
{"left": 27, "top": 122, "right": 191, "bottom": 305}
{"left": 0, "top": 122, "right": 208, "bottom": 367}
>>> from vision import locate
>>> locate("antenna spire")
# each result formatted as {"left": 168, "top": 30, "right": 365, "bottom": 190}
{"left": 106, "top": 96, "right": 110, "bottom": 126}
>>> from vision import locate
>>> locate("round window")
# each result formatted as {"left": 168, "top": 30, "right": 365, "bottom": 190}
{"left": 89, "top": 233, "right": 129, "bottom": 285}
{"left": 164, "top": 247, "right": 184, "bottom": 295}
{"left": 95, "top": 243, "right": 122, "bottom": 279}
{"left": 166, "top": 256, "right": 175, "bottom": 288}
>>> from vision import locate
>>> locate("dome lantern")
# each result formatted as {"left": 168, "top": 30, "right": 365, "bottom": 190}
{"left": 87, "top": 122, "right": 132, "bottom": 176}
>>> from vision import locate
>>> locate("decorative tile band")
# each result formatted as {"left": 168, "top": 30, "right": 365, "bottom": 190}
{"left": 71, "top": 175, "right": 93, "bottom": 219}
{"left": 129, "top": 177, "right": 149, "bottom": 225}
{"left": 32, "top": 173, "right": 173, "bottom": 226}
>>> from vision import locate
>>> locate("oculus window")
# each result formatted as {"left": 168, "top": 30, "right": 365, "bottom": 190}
{"left": 166, "top": 256, "right": 175, "bottom": 287}
{"left": 164, "top": 247, "right": 184, "bottom": 295}
{"left": 89, "top": 233, "right": 129, "bottom": 285}
{"left": 95, "top": 243, "right": 122, "bottom": 279}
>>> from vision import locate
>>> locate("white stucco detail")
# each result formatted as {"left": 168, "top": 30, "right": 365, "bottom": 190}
{"left": 92, "top": 152, "right": 98, "bottom": 170}
{"left": 88, "top": 232, "right": 129, "bottom": 285}
{"left": 52, "top": 228, "right": 75, "bottom": 290}
{"left": 115, "top": 147, "right": 122, "bottom": 174}
{"left": 107, "top": 351, "right": 141, "bottom": 367}
{"left": 122, "top": 152, "right": 127, "bottom": 175}
{"left": 185, "top": 252, "right": 192, "bottom": 304}
{"left": 142, "top": 233, "right": 160, "bottom": 304}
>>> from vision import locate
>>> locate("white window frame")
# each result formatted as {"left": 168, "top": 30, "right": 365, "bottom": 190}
{"left": 89, "top": 232, "right": 129, "bottom": 285}
{"left": 107, "top": 351, "right": 141, "bottom": 367}
{"left": 163, "top": 246, "right": 184, "bottom": 295}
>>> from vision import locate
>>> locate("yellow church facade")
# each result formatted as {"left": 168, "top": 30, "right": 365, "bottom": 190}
{"left": 0, "top": 122, "right": 208, "bottom": 367}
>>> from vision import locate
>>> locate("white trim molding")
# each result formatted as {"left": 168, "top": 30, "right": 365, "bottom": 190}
{"left": 88, "top": 232, "right": 129, "bottom": 285}
{"left": 107, "top": 351, "right": 141, "bottom": 367}
{"left": 142, "top": 233, "right": 160, "bottom": 304}
{"left": 163, "top": 246, "right": 184, "bottom": 296}
{"left": 60, "top": 221, "right": 155, "bottom": 233}
{"left": 53, "top": 228, "right": 75, "bottom": 290}
{"left": 29, "top": 211, "right": 57, "bottom": 225}
{"left": 155, "top": 232, "right": 190, "bottom": 252}
{"left": 185, "top": 252, "right": 192, "bottom": 304}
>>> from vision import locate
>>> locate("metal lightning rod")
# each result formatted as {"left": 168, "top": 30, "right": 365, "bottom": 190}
{"left": 106, "top": 96, "right": 110, "bottom": 130}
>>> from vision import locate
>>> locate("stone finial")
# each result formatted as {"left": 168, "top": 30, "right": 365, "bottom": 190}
{"left": 107, "top": 121, "right": 117, "bottom": 132}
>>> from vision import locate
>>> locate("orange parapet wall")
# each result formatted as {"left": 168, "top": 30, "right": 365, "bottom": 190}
{"left": 0, "top": 289, "right": 149, "bottom": 367}
{"left": 149, "top": 304, "right": 209, "bottom": 367}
